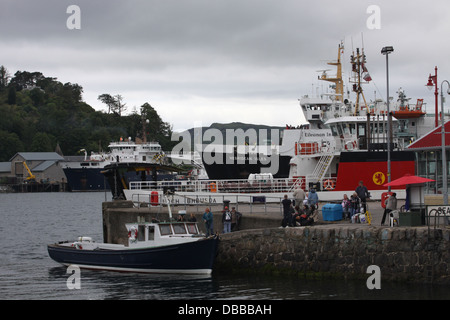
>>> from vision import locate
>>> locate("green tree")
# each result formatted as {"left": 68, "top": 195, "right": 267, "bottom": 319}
{"left": 0, "top": 65, "right": 10, "bottom": 91}
{"left": 7, "top": 87, "right": 16, "bottom": 104}
{"left": 0, "top": 130, "right": 24, "bottom": 161}
{"left": 30, "top": 132, "right": 54, "bottom": 152}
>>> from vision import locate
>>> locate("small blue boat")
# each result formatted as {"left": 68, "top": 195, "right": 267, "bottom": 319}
{"left": 48, "top": 220, "right": 219, "bottom": 274}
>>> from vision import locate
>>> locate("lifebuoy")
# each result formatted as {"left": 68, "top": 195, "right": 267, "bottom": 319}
{"left": 72, "top": 242, "right": 83, "bottom": 250}
{"left": 323, "top": 179, "right": 335, "bottom": 191}
{"left": 209, "top": 182, "right": 217, "bottom": 193}
{"left": 128, "top": 227, "right": 138, "bottom": 241}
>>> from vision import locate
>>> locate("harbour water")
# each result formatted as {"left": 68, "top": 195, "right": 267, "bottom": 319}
{"left": 0, "top": 192, "right": 449, "bottom": 300}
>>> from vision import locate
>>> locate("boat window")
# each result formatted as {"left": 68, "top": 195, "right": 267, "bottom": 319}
{"left": 342, "top": 123, "right": 349, "bottom": 134}
{"left": 357, "top": 123, "right": 365, "bottom": 137}
{"left": 172, "top": 223, "right": 187, "bottom": 234}
{"left": 148, "top": 226, "right": 155, "bottom": 240}
{"left": 80, "top": 162, "right": 89, "bottom": 166}
{"left": 138, "top": 225, "right": 146, "bottom": 241}
{"left": 186, "top": 223, "right": 198, "bottom": 234}
{"left": 349, "top": 123, "right": 356, "bottom": 135}
{"left": 159, "top": 224, "right": 172, "bottom": 236}
{"left": 330, "top": 125, "right": 338, "bottom": 136}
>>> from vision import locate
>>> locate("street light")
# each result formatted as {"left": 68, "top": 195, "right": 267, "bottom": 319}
{"left": 381, "top": 46, "right": 394, "bottom": 191}
{"left": 440, "top": 80, "right": 450, "bottom": 205}
{"left": 426, "top": 67, "right": 439, "bottom": 127}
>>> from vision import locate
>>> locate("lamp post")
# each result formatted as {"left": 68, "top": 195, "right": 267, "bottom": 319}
{"left": 426, "top": 67, "right": 439, "bottom": 127}
{"left": 440, "top": 80, "right": 449, "bottom": 205}
{"left": 381, "top": 46, "right": 394, "bottom": 192}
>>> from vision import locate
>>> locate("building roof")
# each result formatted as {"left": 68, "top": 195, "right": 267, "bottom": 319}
{"left": 10, "top": 152, "right": 64, "bottom": 162}
{"left": 407, "top": 120, "right": 450, "bottom": 150}
{"left": 32, "top": 160, "right": 57, "bottom": 172}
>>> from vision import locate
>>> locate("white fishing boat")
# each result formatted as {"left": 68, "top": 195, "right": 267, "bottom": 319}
{"left": 48, "top": 213, "right": 219, "bottom": 274}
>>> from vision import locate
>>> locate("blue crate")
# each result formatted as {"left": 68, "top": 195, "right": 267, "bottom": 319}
{"left": 322, "top": 203, "right": 343, "bottom": 221}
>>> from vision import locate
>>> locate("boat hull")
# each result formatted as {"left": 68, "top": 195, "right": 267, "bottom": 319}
{"left": 63, "top": 167, "right": 109, "bottom": 191}
{"left": 201, "top": 152, "right": 291, "bottom": 180}
{"left": 47, "top": 237, "right": 219, "bottom": 274}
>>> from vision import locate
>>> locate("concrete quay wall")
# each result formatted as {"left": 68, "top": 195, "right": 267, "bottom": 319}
{"left": 215, "top": 225, "right": 450, "bottom": 284}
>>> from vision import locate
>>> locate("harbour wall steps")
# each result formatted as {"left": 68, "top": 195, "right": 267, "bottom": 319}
{"left": 102, "top": 200, "right": 450, "bottom": 284}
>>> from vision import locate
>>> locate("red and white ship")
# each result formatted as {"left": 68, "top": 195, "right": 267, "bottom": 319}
{"left": 118, "top": 42, "right": 437, "bottom": 203}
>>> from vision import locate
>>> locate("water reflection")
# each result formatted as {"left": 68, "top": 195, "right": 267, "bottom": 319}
{"left": 47, "top": 266, "right": 450, "bottom": 300}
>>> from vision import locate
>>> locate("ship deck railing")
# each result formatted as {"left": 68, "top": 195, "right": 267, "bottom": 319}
{"left": 129, "top": 178, "right": 303, "bottom": 194}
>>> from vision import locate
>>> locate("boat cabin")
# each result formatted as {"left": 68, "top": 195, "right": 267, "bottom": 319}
{"left": 125, "top": 221, "right": 202, "bottom": 248}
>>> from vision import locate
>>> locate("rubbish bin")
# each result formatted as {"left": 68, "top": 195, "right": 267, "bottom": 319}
{"left": 223, "top": 200, "right": 230, "bottom": 210}
{"left": 399, "top": 210, "right": 422, "bottom": 226}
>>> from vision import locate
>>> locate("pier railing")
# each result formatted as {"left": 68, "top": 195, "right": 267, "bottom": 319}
{"left": 129, "top": 177, "right": 303, "bottom": 194}
{"left": 130, "top": 192, "right": 288, "bottom": 215}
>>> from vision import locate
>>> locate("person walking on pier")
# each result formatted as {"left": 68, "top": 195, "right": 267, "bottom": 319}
{"left": 293, "top": 187, "right": 306, "bottom": 207}
{"left": 230, "top": 207, "right": 242, "bottom": 231}
{"left": 381, "top": 192, "right": 397, "bottom": 226}
{"left": 222, "top": 206, "right": 232, "bottom": 233}
{"left": 355, "top": 180, "right": 370, "bottom": 213}
{"left": 281, "top": 195, "right": 292, "bottom": 227}
{"left": 203, "top": 208, "right": 214, "bottom": 237}
{"left": 307, "top": 188, "right": 319, "bottom": 210}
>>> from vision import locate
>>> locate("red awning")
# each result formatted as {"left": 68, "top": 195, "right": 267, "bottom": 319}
{"left": 383, "top": 174, "right": 435, "bottom": 187}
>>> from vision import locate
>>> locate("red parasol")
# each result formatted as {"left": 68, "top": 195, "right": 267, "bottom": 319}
{"left": 383, "top": 174, "right": 435, "bottom": 187}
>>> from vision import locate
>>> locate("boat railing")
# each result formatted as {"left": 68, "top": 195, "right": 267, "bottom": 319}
{"left": 129, "top": 178, "right": 301, "bottom": 194}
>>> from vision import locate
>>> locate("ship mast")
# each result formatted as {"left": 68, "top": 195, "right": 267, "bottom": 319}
{"left": 349, "top": 47, "right": 370, "bottom": 115}
{"left": 319, "top": 42, "right": 344, "bottom": 102}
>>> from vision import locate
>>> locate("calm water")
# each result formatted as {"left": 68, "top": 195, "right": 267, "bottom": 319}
{"left": 0, "top": 192, "right": 449, "bottom": 300}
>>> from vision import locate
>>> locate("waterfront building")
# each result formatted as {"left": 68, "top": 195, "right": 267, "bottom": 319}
{"left": 408, "top": 121, "right": 450, "bottom": 195}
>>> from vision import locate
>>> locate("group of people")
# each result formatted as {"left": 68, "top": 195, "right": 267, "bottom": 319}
{"left": 341, "top": 181, "right": 398, "bottom": 225}
{"left": 200, "top": 180, "right": 399, "bottom": 235}
{"left": 202, "top": 206, "right": 242, "bottom": 236}
{"left": 341, "top": 180, "right": 371, "bottom": 221}
{"left": 281, "top": 187, "right": 319, "bottom": 227}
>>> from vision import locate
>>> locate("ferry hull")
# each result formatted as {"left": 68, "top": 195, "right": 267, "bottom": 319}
{"left": 334, "top": 151, "right": 416, "bottom": 191}
{"left": 47, "top": 237, "right": 219, "bottom": 274}
{"left": 202, "top": 153, "right": 291, "bottom": 179}
{"left": 63, "top": 168, "right": 109, "bottom": 191}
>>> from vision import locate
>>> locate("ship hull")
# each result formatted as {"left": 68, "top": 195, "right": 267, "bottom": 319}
{"left": 63, "top": 168, "right": 108, "bottom": 191}
{"left": 334, "top": 151, "right": 416, "bottom": 191}
{"left": 201, "top": 153, "right": 291, "bottom": 179}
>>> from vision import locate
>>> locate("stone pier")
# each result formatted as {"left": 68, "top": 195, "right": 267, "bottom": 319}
{"left": 215, "top": 225, "right": 450, "bottom": 284}
{"left": 102, "top": 200, "right": 450, "bottom": 283}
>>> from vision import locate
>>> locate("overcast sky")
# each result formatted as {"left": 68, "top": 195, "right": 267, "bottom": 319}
{"left": 1, "top": 0, "right": 450, "bottom": 131}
